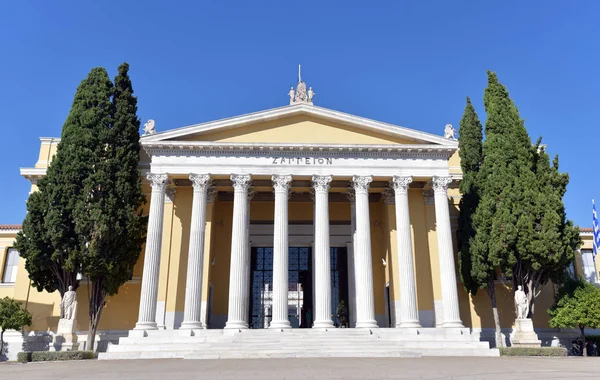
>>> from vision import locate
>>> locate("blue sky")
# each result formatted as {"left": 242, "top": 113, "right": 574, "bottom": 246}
{"left": 0, "top": 1, "right": 598, "bottom": 227}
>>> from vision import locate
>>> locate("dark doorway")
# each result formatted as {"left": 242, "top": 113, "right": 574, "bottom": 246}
{"left": 249, "top": 246, "right": 348, "bottom": 329}
{"left": 330, "top": 247, "right": 349, "bottom": 327}
{"left": 249, "top": 247, "right": 314, "bottom": 328}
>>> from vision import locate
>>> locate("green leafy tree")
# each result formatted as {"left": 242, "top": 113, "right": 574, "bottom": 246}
{"left": 15, "top": 67, "right": 115, "bottom": 296}
{"left": 549, "top": 277, "right": 600, "bottom": 355}
{"left": 76, "top": 63, "right": 147, "bottom": 350}
{"left": 0, "top": 297, "right": 33, "bottom": 358}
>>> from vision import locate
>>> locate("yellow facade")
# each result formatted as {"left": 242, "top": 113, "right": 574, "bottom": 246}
{"left": 2, "top": 107, "right": 590, "bottom": 343}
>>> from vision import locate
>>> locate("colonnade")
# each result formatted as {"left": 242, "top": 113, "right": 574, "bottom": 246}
{"left": 134, "top": 173, "right": 463, "bottom": 331}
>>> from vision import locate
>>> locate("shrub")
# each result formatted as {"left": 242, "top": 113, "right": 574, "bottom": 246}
{"left": 16, "top": 350, "right": 96, "bottom": 362}
{"left": 499, "top": 347, "right": 568, "bottom": 357}
{"left": 17, "top": 352, "right": 32, "bottom": 363}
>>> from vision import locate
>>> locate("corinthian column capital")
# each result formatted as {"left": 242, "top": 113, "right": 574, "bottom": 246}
{"left": 231, "top": 174, "right": 252, "bottom": 192}
{"left": 272, "top": 174, "right": 293, "bottom": 192}
{"left": 432, "top": 176, "right": 452, "bottom": 194}
{"left": 346, "top": 188, "right": 356, "bottom": 203}
{"left": 189, "top": 174, "right": 212, "bottom": 190}
{"left": 351, "top": 175, "right": 373, "bottom": 194}
{"left": 146, "top": 173, "right": 170, "bottom": 192}
{"left": 311, "top": 175, "right": 332, "bottom": 193}
{"left": 392, "top": 176, "right": 412, "bottom": 194}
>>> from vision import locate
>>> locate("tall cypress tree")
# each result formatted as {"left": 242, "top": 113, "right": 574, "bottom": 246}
{"left": 469, "top": 71, "right": 535, "bottom": 347}
{"left": 77, "top": 63, "right": 146, "bottom": 350}
{"left": 457, "top": 97, "right": 483, "bottom": 295}
{"left": 456, "top": 95, "right": 506, "bottom": 347}
{"left": 511, "top": 140, "right": 580, "bottom": 314}
{"left": 15, "top": 68, "right": 114, "bottom": 298}
{"left": 468, "top": 71, "right": 579, "bottom": 340}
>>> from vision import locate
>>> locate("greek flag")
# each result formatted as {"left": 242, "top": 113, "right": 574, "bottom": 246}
{"left": 593, "top": 200, "right": 600, "bottom": 257}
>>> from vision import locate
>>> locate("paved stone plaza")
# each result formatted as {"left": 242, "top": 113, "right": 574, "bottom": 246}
{"left": 1, "top": 357, "right": 597, "bottom": 379}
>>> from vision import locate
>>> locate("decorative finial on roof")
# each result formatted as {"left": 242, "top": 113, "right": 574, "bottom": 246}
{"left": 288, "top": 65, "right": 314, "bottom": 105}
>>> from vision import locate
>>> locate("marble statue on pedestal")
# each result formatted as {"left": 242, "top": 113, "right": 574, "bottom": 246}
{"left": 511, "top": 285, "right": 540, "bottom": 347}
{"left": 51, "top": 286, "right": 79, "bottom": 351}
{"left": 514, "top": 285, "right": 529, "bottom": 319}
{"left": 60, "top": 286, "right": 77, "bottom": 320}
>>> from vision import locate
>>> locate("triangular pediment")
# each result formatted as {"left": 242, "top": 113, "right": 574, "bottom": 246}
{"left": 142, "top": 104, "right": 456, "bottom": 147}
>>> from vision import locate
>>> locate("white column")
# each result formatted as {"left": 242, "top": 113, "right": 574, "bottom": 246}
{"left": 346, "top": 190, "right": 357, "bottom": 328}
{"left": 270, "top": 175, "right": 293, "bottom": 329}
{"left": 243, "top": 189, "right": 255, "bottom": 325}
{"left": 181, "top": 174, "right": 211, "bottom": 330}
{"left": 225, "top": 174, "right": 252, "bottom": 329}
{"left": 392, "top": 176, "right": 421, "bottom": 328}
{"left": 311, "top": 175, "right": 334, "bottom": 329}
{"left": 135, "top": 173, "right": 170, "bottom": 330}
{"left": 351, "top": 176, "right": 378, "bottom": 329}
{"left": 432, "top": 176, "right": 464, "bottom": 328}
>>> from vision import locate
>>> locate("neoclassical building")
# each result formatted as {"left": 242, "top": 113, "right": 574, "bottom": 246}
{"left": 1, "top": 76, "right": 594, "bottom": 359}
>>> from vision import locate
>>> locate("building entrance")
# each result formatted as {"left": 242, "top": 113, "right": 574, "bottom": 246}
{"left": 249, "top": 247, "right": 348, "bottom": 328}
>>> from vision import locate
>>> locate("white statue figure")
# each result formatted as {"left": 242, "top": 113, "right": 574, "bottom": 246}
{"left": 288, "top": 87, "right": 295, "bottom": 104}
{"left": 307, "top": 87, "right": 315, "bottom": 103}
{"left": 143, "top": 119, "right": 156, "bottom": 136}
{"left": 295, "top": 81, "right": 307, "bottom": 103}
{"left": 514, "top": 285, "right": 529, "bottom": 319}
{"left": 60, "top": 286, "right": 77, "bottom": 320}
{"left": 444, "top": 124, "right": 456, "bottom": 139}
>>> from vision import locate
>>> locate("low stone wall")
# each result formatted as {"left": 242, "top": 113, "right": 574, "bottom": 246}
{"left": 1, "top": 329, "right": 128, "bottom": 361}
{"left": 475, "top": 327, "right": 587, "bottom": 348}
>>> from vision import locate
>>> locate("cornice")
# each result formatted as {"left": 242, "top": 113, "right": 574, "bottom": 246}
{"left": 141, "top": 141, "right": 457, "bottom": 160}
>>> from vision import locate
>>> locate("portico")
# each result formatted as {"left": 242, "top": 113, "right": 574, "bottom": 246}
{"left": 130, "top": 86, "right": 465, "bottom": 332}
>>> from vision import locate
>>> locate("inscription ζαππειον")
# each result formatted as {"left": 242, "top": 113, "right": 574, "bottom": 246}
{"left": 271, "top": 157, "right": 333, "bottom": 165}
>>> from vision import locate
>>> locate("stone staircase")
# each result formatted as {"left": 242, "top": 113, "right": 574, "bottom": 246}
{"left": 98, "top": 328, "right": 499, "bottom": 360}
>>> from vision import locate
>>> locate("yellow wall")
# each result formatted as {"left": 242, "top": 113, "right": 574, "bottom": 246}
{"left": 177, "top": 115, "right": 420, "bottom": 145}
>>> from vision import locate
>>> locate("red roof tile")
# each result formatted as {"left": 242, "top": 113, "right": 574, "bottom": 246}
{"left": 0, "top": 224, "right": 22, "bottom": 230}
{"left": 580, "top": 227, "right": 593, "bottom": 233}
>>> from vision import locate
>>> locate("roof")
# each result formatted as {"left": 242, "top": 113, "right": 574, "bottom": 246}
{"left": 142, "top": 103, "right": 458, "bottom": 147}
{"left": 580, "top": 227, "right": 593, "bottom": 233}
{"left": 0, "top": 224, "right": 21, "bottom": 231}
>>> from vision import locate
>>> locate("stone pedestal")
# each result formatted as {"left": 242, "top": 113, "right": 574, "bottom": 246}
{"left": 512, "top": 318, "right": 541, "bottom": 347}
{"left": 51, "top": 318, "right": 79, "bottom": 351}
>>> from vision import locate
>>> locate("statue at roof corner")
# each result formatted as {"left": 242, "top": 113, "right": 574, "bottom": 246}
{"left": 288, "top": 87, "right": 295, "bottom": 104}
{"left": 444, "top": 123, "right": 456, "bottom": 140}
{"left": 143, "top": 119, "right": 156, "bottom": 136}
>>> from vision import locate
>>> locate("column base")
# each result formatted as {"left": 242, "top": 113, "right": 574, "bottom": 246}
{"left": 313, "top": 320, "right": 334, "bottom": 329}
{"left": 180, "top": 321, "right": 205, "bottom": 330}
{"left": 442, "top": 320, "right": 464, "bottom": 328}
{"left": 134, "top": 321, "right": 158, "bottom": 331}
{"left": 224, "top": 320, "right": 249, "bottom": 329}
{"left": 396, "top": 321, "right": 421, "bottom": 328}
{"left": 356, "top": 320, "right": 379, "bottom": 329}
{"left": 269, "top": 320, "right": 292, "bottom": 329}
